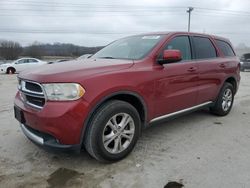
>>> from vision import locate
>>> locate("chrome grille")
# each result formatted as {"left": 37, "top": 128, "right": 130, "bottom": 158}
{"left": 18, "top": 79, "right": 45, "bottom": 109}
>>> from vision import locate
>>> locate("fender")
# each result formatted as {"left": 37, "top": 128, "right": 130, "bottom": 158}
{"left": 79, "top": 90, "right": 148, "bottom": 146}
{"left": 223, "top": 75, "right": 239, "bottom": 93}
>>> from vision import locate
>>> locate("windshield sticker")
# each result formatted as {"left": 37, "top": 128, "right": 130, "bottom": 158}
{"left": 142, "top": 36, "right": 160, "bottom": 40}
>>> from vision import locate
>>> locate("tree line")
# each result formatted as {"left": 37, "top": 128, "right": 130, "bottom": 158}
{"left": 0, "top": 40, "right": 104, "bottom": 60}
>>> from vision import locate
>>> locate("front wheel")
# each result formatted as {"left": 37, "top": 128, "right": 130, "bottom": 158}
{"left": 210, "top": 82, "right": 234, "bottom": 116}
{"left": 6, "top": 67, "right": 15, "bottom": 74}
{"left": 84, "top": 100, "right": 141, "bottom": 162}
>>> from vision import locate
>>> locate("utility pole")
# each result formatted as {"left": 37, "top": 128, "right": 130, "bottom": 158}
{"left": 187, "top": 7, "right": 194, "bottom": 32}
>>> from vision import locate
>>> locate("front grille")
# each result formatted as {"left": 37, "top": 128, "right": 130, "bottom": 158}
{"left": 19, "top": 80, "right": 45, "bottom": 109}
{"left": 26, "top": 95, "right": 45, "bottom": 107}
{"left": 25, "top": 82, "right": 43, "bottom": 93}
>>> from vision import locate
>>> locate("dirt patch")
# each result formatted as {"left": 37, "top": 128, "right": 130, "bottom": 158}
{"left": 47, "top": 168, "right": 84, "bottom": 188}
{"left": 214, "top": 122, "right": 222, "bottom": 125}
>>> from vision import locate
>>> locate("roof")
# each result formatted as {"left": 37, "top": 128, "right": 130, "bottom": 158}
{"left": 134, "top": 31, "right": 230, "bottom": 43}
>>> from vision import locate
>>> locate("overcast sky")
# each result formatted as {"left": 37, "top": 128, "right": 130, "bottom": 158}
{"left": 0, "top": 0, "right": 249, "bottom": 47}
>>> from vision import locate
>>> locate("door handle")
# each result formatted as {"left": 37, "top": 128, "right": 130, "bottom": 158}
{"left": 219, "top": 63, "right": 226, "bottom": 68}
{"left": 187, "top": 67, "right": 197, "bottom": 72}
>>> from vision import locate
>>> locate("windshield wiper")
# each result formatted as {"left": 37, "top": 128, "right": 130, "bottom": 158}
{"left": 99, "top": 56, "right": 115, "bottom": 59}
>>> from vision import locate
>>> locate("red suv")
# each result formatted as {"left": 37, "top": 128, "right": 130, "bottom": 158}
{"left": 14, "top": 32, "right": 240, "bottom": 162}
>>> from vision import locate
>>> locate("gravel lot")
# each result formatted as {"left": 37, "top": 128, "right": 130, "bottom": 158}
{"left": 0, "top": 72, "right": 250, "bottom": 188}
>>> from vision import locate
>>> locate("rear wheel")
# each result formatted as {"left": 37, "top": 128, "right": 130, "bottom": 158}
{"left": 6, "top": 67, "right": 15, "bottom": 74}
{"left": 84, "top": 100, "right": 141, "bottom": 162}
{"left": 210, "top": 82, "right": 234, "bottom": 116}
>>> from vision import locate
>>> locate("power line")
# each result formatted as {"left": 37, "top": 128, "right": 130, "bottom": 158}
{"left": 0, "top": 3, "right": 249, "bottom": 38}
{"left": 0, "top": 12, "right": 186, "bottom": 17}
{"left": 1, "top": 1, "right": 250, "bottom": 13}
{"left": 1, "top": 1, "right": 186, "bottom": 9}
{"left": 0, "top": 8, "right": 249, "bottom": 18}
{"left": 0, "top": 8, "right": 185, "bottom": 13}
{"left": 194, "top": 10, "right": 250, "bottom": 17}
{"left": 1, "top": 1, "right": 250, "bottom": 16}
{"left": 193, "top": 7, "right": 250, "bottom": 15}
{"left": 0, "top": 9, "right": 249, "bottom": 18}
{"left": 0, "top": 28, "right": 248, "bottom": 36}
{"left": 3, "top": 1, "right": 250, "bottom": 14}
{"left": 0, "top": 2, "right": 186, "bottom": 11}
{"left": 1, "top": 1, "right": 250, "bottom": 15}
{"left": 0, "top": 29, "right": 149, "bottom": 34}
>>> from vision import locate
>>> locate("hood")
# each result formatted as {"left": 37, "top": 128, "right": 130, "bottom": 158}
{"left": 0, "top": 62, "right": 14, "bottom": 66}
{"left": 18, "top": 58, "right": 134, "bottom": 83}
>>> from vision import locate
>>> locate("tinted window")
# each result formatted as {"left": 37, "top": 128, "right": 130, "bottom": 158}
{"left": 16, "top": 59, "right": 28, "bottom": 64}
{"left": 193, "top": 37, "right": 217, "bottom": 59}
{"left": 215, "top": 40, "right": 235, "bottom": 57}
{"left": 28, "top": 59, "right": 38, "bottom": 63}
{"left": 164, "top": 36, "right": 191, "bottom": 60}
{"left": 17, "top": 59, "right": 25, "bottom": 64}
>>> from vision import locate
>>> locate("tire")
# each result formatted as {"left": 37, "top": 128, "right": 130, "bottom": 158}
{"left": 6, "top": 67, "right": 15, "bottom": 74}
{"left": 210, "top": 82, "right": 234, "bottom": 116}
{"left": 84, "top": 100, "right": 141, "bottom": 162}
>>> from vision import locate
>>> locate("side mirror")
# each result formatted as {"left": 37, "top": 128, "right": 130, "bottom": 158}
{"left": 158, "top": 49, "right": 182, "bottom": 64}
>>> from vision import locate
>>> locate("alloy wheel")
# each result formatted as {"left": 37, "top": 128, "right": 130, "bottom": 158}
{"left": 102, "top": 113, "right": 135, "bottom": 154}
{"left": 222, "top": 88, "right": 233, "bottom": 111}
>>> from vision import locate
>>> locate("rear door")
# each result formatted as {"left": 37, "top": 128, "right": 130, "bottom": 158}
{"left": 191, "top": 36, "right": 224, "bottom": 104}
{"left": 154, "top": 35, "right": 199, "bottom": 117}
{"left": 27, "top": 58, "right": 39, "bottom": 68}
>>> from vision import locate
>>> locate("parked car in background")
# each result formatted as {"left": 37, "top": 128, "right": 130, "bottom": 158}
{"left": 240, "top": 53, "right": 250, "bottom": 71}
{"left": 14, "top": 32, "right": 240, "bottom": 162}
{"left": 77, "top": 54, "right": 92, "bottom": 60}
{"left": 0, "top": 58, "right": 47, "bottom": 74}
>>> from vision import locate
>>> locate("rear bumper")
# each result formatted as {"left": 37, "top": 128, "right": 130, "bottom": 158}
{"left": 20, "top": 123, "right": 81, "bottom": 151}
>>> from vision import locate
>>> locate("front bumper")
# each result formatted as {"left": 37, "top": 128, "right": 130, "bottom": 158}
{"left": 20, "top": 123, "right": 81, "bottom": 151}
{"left": 0, "top": 67, "right": 6, "bottom": 73}
{"left": 14, "top": 91, "right": 90, "bottom": 150}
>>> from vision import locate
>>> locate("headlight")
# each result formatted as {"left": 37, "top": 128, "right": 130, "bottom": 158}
{"left": 43, "top": 83, "right": 85, "bottom": 101}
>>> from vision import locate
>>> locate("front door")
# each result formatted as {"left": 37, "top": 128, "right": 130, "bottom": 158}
{"left": 14, "top": 59, "right": 29, "bottom": 72}
{"left": 154, "top": 35, "right": 199, "bottom": 118}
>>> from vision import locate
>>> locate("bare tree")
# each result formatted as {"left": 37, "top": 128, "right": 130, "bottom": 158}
{"left": 0, "top": 40, "right": 23, "bottom": 60}
{"left": 25, "top": 41, "right": 43, "bottom": 58}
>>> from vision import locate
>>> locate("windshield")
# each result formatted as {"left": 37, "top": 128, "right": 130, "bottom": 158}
{"left": 92, "top": 35, "right": 164, "bottom": 60}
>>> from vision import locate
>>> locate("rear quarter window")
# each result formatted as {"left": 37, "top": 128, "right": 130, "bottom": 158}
{"left": 215, "top": 40, "right": 235, "bottom": 57}
{"left": 193, "top": 37, "right": 217, "bottom": 59}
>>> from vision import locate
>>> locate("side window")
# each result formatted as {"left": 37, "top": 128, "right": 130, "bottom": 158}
{"left": 16, "top": 59, "right": 25, "bottom": 64}
{"left": 24, "top": 59, "right": 29, "bottom": 64}
{"left": 193, "top": 37, "right": 217, "bottom": 59}
{"left": 163, "top": 36, "right": 191, "bottom": 61}
{"left": 215, "top": 40, "right": 235, "bottom": 57}
{"left": 28, "top": 59, "right": 38, "bottom": 63}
